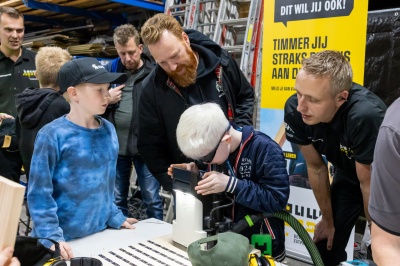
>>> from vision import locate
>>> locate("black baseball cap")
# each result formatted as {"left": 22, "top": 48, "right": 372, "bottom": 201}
{"left": 58, "top": 57, "right": 128, "bottom": 93}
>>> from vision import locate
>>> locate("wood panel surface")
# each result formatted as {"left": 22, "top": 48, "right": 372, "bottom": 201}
{"left": 0, "top": 176, "right": 25, "bottom": 250}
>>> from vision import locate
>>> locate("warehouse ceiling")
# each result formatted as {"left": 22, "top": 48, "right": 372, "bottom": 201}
{"left": 2, "top": 0, "right": 162, "bottom": 39}
{"left": 7, "top": 0, "right": 398, "bottom": 33}
{"left": 4, "top": 0, "right": 400, "bottom": 35}
{"left": 1, "top": 0, "right": 398, "bottom": 56}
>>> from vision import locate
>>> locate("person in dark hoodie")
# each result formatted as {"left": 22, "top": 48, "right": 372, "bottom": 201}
{"left": 138, "top": 13, "right": 254, "bottom": 192}
{"left": 104, "top": 24, "right": 163, "bottom": 220}
{"left": 15, "top": 46, "right": 71, "bottom": 179}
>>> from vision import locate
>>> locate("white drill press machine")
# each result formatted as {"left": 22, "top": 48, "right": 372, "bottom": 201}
{"left": 171, "top": 167, "right": 233, "bottom": 247}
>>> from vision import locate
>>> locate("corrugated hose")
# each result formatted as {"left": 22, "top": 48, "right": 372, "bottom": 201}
{"left": 232, "top": 210, "right": 324, "bottom": 266}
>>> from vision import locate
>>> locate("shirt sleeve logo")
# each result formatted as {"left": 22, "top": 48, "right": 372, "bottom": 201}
{"left": 340, "top": 143, "right": 354, "bottom": 159}
{"left": 284, "top": 122, "right": 295, "bottom": 138}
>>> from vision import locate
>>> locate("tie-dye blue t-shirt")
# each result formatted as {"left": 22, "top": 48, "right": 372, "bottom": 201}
{"left": 27, "top": 115, "right": 126, "bottom": 248}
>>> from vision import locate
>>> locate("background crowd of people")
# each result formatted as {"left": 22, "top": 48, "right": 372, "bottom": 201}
{"left": 1, "top": 5, "right": 399, "bottom": 266}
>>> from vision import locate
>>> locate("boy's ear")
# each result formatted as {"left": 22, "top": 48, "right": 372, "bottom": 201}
{"left": 223, "top": 134, "right": 231, "bottom": 144}
{"left": 67, "top": 86, "right": 78, "bottom": 101}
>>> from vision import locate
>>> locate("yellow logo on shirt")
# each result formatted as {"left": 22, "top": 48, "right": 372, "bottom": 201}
{"left": 340, "top": 143, "right": 354, "bottom": 159}
{"left": 23, "top": 69, "right": 36, "bottom": 79}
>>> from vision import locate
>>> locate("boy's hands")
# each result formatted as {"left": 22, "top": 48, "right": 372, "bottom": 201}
{"left": 167, "top": 162, "right": 199, "bottom": 177}
{"left": 121, "top": 217, "right": 138, "bottom": 229}
{"left": 52, "top": 242, "right": 74, "bottom": 260}
{"left": 195, "top": 171, "right": 229, "bottom": 195}
{"left": 54, "top": 218, "right": 138, "bottom": 260}
{"left": 168, "top": 163, "right": 229, "bottom": 195}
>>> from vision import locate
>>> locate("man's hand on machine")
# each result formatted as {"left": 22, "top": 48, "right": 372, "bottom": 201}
{"left": 168, "top": 162, "right": 199, "bottom": 177}
{"left": 195, "top": 171, "right": 229, "bottom": 195}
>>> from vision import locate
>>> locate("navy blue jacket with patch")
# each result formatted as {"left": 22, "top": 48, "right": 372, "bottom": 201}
{"left": 229, "top": 125, "right": 290, "bottom": 257}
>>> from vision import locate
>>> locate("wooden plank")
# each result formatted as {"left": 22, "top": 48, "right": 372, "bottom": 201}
{"left": 23, "top": 34, "right": 70, "bottom": 43}
{"left": 274, "top": 122, "right": 287, "bottom": 148}
{"left": 0, "top": 176, "right": 25, "bottom": 250}
{"left": 0, "top": 0, "right": 21, "bottom": 7}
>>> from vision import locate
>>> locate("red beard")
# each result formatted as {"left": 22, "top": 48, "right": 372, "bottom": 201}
{"left": 167, "top": 46, "right": 197, "bottom": 88}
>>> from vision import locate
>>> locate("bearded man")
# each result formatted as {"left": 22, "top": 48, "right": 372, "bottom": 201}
{"left": 137, "top": 13, "right": 254, "bottom": 192}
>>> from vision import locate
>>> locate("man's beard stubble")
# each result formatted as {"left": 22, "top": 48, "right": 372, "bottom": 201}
{"left": 168, "top": 46, "right": 197, "bottom": 88}
{"left": 125, "top": 60, "right": 140, "bottom": 72}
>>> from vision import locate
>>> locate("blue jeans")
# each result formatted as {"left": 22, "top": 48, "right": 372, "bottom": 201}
{"left": 114, "top": 155, "right": 163, "bottom": 220}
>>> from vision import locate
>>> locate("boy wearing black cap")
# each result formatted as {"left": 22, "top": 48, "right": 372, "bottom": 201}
{"left": 27, "top": 58, "right": 138, "bottom": 259}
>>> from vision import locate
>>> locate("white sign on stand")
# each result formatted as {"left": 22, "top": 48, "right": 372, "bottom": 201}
{"left": 285, "top": 185, "right": 354, "bottom": 263}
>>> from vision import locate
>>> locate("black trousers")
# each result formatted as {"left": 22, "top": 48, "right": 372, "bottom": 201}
{"left": 0, "top": 148, "right": 22, "bottom": 182}
{"left": 315, "top": 170, "right": 364, "bottom": 266}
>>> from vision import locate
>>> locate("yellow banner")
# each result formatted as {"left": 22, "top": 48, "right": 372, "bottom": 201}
{"left": 261, "top": 0, "right": 369, "bottom": 109}
{"left": 259, "top": 1, "right": 369, "bottom": 261}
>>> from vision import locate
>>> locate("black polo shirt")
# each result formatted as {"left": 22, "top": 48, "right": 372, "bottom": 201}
{"left": 284, "top": 83, "right": 387, "bottom": 180}
{"left": 0, "top": 47, "right": 39, "bottom": 117}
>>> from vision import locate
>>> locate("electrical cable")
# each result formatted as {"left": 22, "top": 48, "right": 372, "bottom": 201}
{"left": 209, "top": 193, "right": 234, "bottom": 219}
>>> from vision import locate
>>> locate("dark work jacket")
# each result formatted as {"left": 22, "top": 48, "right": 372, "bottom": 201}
{"left": 137, "top": 29, "right": 254, "bottom": 191}
{"left": 15, "top": 87, "right": 70, "bottom": 178}
{"left": 104, "top": 54, "right": 155, "bottom": 156}
{"left": 230, "top": 125, "right": 289, "bottom": 257}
